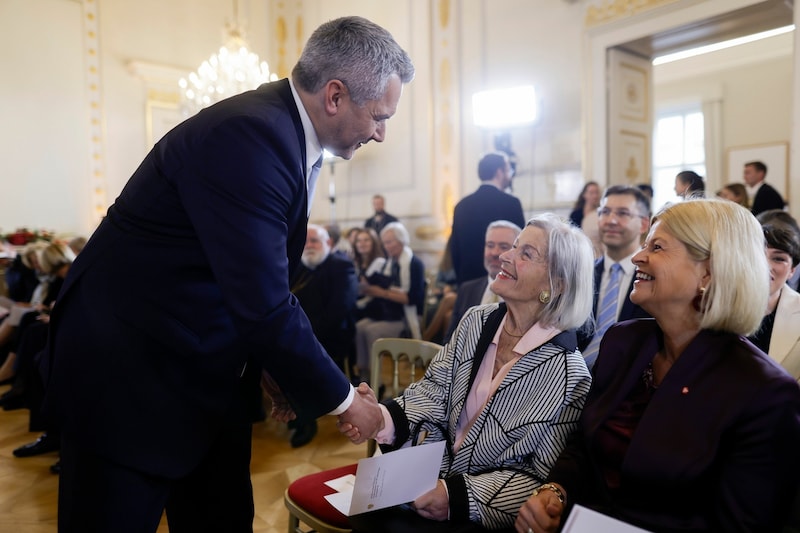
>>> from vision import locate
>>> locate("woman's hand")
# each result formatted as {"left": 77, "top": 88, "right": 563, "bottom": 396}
{"left": 515, "top": 488, "right": 564, "bottom": 533}
{"left": 412, "top": 481, "right": 449, "bottom": 521}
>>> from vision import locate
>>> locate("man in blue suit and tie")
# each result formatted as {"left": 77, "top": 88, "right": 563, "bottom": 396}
{"left": 45, "top": 17, "right": 414, "bottom": 533}
{"left": 580, "top": 185, "right": 652, "bottom": 368}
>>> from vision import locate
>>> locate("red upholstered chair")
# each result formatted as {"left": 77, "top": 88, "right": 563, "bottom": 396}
{"left": 284, "top": 463, "right": 357, "bottom": 533}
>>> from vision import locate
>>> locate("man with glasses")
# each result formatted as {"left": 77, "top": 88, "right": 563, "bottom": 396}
{"left": 450, "top": 152, "right": 526, "bottom": 285}
{"left": 580, "top": 185, "right": 652, "bottom": 369}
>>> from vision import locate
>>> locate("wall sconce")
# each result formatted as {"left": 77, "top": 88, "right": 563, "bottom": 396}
{"left": 472, "top": 85, "right": 539, "bottom": 173}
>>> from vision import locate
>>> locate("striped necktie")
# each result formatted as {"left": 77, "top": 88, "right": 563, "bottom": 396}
{"left": 583, "top": 262, "right": 622, "bottom": 369}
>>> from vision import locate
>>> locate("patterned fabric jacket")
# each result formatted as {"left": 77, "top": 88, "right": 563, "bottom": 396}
{"left": 381, "top": 303, "right": 592, "bottom": 529}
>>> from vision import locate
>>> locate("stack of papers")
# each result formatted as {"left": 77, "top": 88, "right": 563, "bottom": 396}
{"left": 324, "top": 440, "right": 445, "bottom": 516}
{"left": 562, "top": 505, "right": 653, "bottom": 532}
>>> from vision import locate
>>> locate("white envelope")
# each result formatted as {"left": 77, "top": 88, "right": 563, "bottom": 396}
{"left": 562, "top": 504, "right": 653, "bottom": 532}
{"left": 323, "top": 440, "right": 446, "bottom": 516}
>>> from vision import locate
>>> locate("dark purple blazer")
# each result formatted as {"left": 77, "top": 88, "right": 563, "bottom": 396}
{"left": 45, "top": 79, "right": 350, "bottom": 477}
{"left": 551, "top": 319, "right": 800, "bottom": 532}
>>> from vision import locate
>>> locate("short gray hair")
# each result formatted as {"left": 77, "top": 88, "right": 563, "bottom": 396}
{"left": 381, "top": 222, "right": 410, "bottom": 246}
{"left": 307, "top": 223, "right": 330, "bottom": 243}
{"left": 292, "top": 16, "right": 415, "bottom": 105}
{"left": 527, "top": 213, "right": 594, "bottom": 330}
{"left": 486, "top": 220, "right": 522, "bottom": 239}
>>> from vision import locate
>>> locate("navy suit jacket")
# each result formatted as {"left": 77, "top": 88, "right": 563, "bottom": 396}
{"left": 551, "top": 320, "right": 800, "bottom": 531}
{"left": 578, "top": 258, "right": 650, "bottom": 351}
{"left": 443, "top": 276, "right": 488, "bottom": 343}
{"left": 751, "top": 181, "right": 785, "bottom": 216}
{"left": 45, "top": 79, "right": 351, "bottom": 477}
{"left": 450, "top": 185, "right": 525, "bottom": 284}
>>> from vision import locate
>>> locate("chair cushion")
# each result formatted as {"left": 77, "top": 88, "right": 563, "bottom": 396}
{"left": 287, "top": 463, "right": 358, "bottom": 529}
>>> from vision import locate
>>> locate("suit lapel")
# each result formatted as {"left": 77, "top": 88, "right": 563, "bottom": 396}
{"left": 770, "top": 285, "right": 800, "bottom": 366}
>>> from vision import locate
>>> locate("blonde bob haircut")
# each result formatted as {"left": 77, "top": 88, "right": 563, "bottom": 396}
{"left": 38, "top": 241, "right": 76, "bottom": 276}
{"left": 527, "top": 213, "right": 595, "bottom": 330}
{"left": 652, "top": 199, "right": 767, "bottom": 336}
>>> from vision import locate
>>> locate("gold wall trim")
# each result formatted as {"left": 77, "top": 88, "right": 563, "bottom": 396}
{"left": 586, "top": 0, "right": 681, "bottom": 28}
{"left": 83, "top": 0, "right": 107, "bottom": 224}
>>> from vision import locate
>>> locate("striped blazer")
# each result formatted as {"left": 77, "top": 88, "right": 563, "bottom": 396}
{"left": 381, "top": 303, "right": 592, "bottom": 529}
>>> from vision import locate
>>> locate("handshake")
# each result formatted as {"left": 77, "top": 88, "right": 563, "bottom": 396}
{"left": 337, "top": 382, "right": 384, "bottom": 444}
{"left": 262, "top": 371, "right": 384, "bottom": 445}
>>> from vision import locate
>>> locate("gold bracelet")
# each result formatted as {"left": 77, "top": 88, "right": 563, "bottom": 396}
{"left": 532, "top": 483, "right": 565, "bottom": 505}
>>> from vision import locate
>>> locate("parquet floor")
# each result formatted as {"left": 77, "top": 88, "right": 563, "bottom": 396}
{"left": 0, "top": 381, "right": 371, "bottom": 533}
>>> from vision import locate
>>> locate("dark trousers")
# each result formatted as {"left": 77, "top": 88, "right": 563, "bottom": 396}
{"left": 58, "top": 420, "right": 254, "bottom": 533}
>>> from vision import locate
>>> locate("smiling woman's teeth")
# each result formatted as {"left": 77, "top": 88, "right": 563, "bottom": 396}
{"left": 636, "top": 271, "right": 654, "bottom": 281}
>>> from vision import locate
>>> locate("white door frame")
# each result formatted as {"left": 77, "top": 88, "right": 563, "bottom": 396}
{"left": 582, "top": 0, "right": 796, "bottom": 203}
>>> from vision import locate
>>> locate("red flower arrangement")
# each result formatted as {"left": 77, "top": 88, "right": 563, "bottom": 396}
{"left": 3, "top": 228, "right": 55, "bottom": 246}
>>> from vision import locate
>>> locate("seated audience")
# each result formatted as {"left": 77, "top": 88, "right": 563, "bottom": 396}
{"left": 3, "top": 241, "right": 47, "bottom": 304}
{"left": 444, "top": 220, "right": 521, "bottom": 343}
{"left": 344, "top": 213, "right": 594, "bottom": 530}
{"left": 286, "top": 224, "right": 358, "bottom": 447}
{"left": 716, "top": 182, "right": 749, "bottom": 208}
{"left": 749, "top": 214, "right": 800, "bottom": 380}
{"left": 569, "top": 181, "right": 603, "bottom": 258}
{"left": 516, "top": 199, "right": 800, "bottom": 532}
{"left": 674, "top": 170, "right": 705, "bottom": 199}
{"left": 0, "top": 241, "right": 74, "bottom": 382}
{"left": 353, "top": 222, "right": 424, "bottom": 382}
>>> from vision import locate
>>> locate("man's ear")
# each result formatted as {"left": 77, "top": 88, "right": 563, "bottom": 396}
{"left": 324, "top": 79, "right": 347, "bottom": 116}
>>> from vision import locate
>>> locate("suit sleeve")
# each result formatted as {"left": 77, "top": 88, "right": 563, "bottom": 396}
{"left": 177, "top": 115, "right": 350, "bottom": 416}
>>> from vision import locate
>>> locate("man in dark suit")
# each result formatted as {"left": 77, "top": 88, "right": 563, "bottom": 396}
{"left": 288, "top": 224, "right": 358, "bottom": 447}
{"left": 45, "top": 17, "right": 414, "bottom": 532}
{"left": 444, "top": 219, "right": 521, "bottom": 343}
{"left": 364, "top": 194, "right": 399, "bottom": 235}
{"left": 745, "top": 160, "right": 785, "bottom": 216}
{"left": 580, "top": 185, "right": 652, "bottom": 368}
{"left": 450, "top": 152, "right": 526, "bottom": 284}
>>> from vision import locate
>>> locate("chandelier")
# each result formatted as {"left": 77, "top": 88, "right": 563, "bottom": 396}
{"left": 179, "top": 2, "right": 277, "bottom": 117}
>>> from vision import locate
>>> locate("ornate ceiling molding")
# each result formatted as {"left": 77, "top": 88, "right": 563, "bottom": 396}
{"left": 585, "top": 0, "right": 681, "bottom": 28}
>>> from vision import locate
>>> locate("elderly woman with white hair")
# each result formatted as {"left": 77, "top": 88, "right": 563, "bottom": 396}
{"left": 343, "top": 213, "right": 595, "bottom": 531}
{"left": 353, "top": 221, "right": 425, "bottom": 383}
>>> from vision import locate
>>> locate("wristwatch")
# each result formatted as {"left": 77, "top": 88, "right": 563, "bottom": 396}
{"left": 532, "top": 483, "right": 565, "bottom": 505}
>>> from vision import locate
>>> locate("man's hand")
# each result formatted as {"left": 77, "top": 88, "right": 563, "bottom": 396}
{"left": 261, "top": 371, "right": 296, "bottom": 422}
{"left": 337, "top": 382, "right": 383, "bottom": 444}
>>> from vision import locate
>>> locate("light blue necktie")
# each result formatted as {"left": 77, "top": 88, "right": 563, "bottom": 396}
{"left": 306, "top": 156, "right": 323, "bottom": 217}
{"left": 583, "top": 262, "right": 622, "bottom": 369}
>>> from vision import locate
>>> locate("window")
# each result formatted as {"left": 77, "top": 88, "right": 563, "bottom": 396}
{"left": 651, "top": 108, "right": 705, "bottom": 212}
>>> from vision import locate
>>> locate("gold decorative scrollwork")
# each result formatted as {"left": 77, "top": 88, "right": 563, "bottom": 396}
{"left": 586, "top": 0, "right": 680, "bottom": 28}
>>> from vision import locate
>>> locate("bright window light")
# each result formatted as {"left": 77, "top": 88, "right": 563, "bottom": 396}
{"left": 653, "top": 25, "right": 795, "bottom": 66}
{"left": 472, "top": 86, "right": 538, "bottom": 128}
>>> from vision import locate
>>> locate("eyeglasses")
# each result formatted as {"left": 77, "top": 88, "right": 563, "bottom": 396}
{"left": 597, "top": 208, "right": 645, "bottom": 221}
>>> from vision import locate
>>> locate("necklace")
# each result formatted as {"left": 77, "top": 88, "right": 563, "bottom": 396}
{"left": 502, "top": 324, "right": 524, "bottom": 338}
